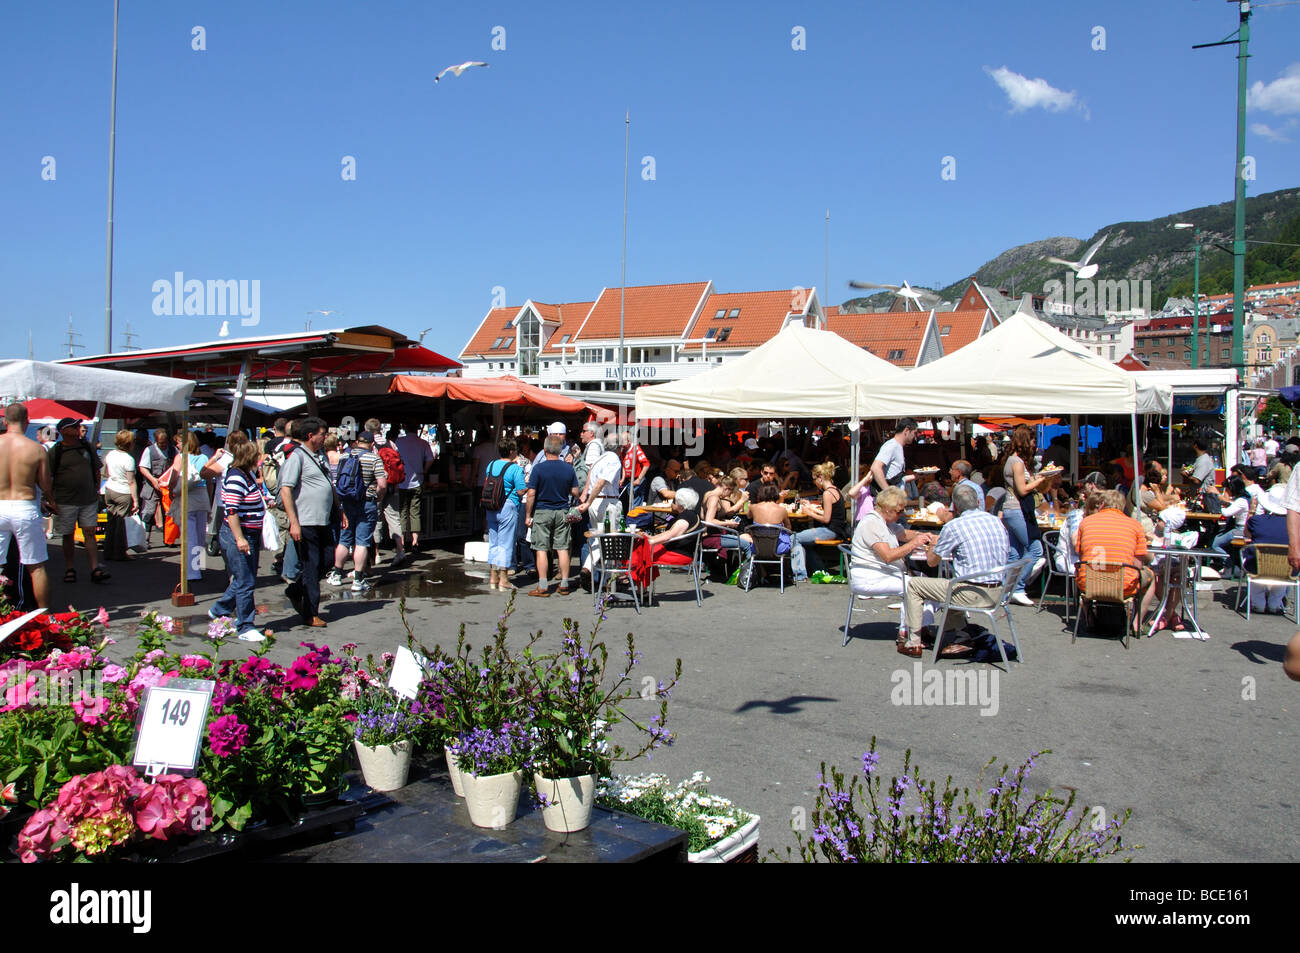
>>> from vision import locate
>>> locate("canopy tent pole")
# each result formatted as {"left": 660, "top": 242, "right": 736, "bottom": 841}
{"left": 1130, "top": 414, "right": 1141, "bottom": 508}
{"left": 848, "top": 417, "right": 860, "bottom": 521}
{"left": 1069, "top": 414, "right": 1079, "bottom": 484}
{"left": 301, "top": 357, "right": 318, "bottom": 417}
{"left": 1167, "top": 411, "right": 1173, "bottom": 482}
{"left": 171, "top": 413, "right": 195, "bottom": 607}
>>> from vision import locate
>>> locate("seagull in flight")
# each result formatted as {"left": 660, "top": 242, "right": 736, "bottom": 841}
{"left": 436, "top": 61, "right": 488, "bottom": 83}
{"left": 417, "top": 327, "right": 434, "bottom": 344}
{"left": 846, "top": 280, "right": 941, "bottom": 312}
{"left": 1045, "top": 233, "right": 1109, "bottom": 280}
{"left": 218, "top": 320, "right": 230, "bottom": 338}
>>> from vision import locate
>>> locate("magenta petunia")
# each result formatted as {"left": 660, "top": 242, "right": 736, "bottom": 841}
{"left": 207, "top": 713, "right": 250, "bottom": 758}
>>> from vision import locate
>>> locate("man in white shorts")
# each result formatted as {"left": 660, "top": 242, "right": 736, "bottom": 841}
{"left": 0, "top": 403, "right": 56, "bottom": 607}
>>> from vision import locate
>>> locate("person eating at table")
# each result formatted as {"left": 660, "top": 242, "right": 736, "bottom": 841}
{"left": 738, "top": 483, "right": 791, "bottom": 548}
{"left": 850, "top": 486, "right": 934, "bottom": 649}
{"left": 1075, "top": 489, "right": 1156, "bottom": 636}
{"left": 627, "top": 486, "right": 702, "bottom": 587}
{"left": 789, "top": 462, "right": 850, "bottom": 581}
{"left": 900, "top": 483, "right": 1010, "bottom": 657}
{"left": 948, "top": 459, "right": 984, "bottom": 509}
{"left": 1241, "top": 483, "right": 1290, "bottom": 613}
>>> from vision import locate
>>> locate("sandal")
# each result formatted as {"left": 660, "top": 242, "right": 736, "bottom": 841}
{"left": 63, "top": 568, "right": 77, "bottom": 584}
{"left": 90, "top": 568, "right": 111, "bottom": 584}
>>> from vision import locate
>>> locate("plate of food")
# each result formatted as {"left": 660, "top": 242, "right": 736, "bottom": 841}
{"left": 912, "top": 466, "right": 940, "bottom": 475}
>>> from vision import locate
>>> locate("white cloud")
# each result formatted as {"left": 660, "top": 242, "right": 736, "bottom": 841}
{"left": 1251, "top": 121, "right": 1292, "bottom": 143}
{"left": 1248, "top": 63, "right": 1300, "bottom": 116}
{"left": 985, "top": 65, "right": 1087, "bottom": 118}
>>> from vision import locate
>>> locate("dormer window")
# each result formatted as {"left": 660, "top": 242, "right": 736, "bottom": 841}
{"left": 717, "top": 327, "right": 732, "bottom": 342}
{"left": 704, "top": 328, "right": 717, "bottom": 340}
{"left": 888, "top": 349, "right": 905, "bottom": 360}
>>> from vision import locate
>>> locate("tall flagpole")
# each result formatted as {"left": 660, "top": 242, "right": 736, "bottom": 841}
{"left": 104, "top": 0, "right": 119, "bottom": 355}
{"left": 621, "top": 111, "right": 633, "bottom": 515}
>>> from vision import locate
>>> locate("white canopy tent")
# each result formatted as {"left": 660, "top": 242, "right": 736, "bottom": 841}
{"left": 634, "top": 324, "right": 905, "bottom": 501}
{"left": 634, "top": 323, "right": 903, "bottom": 420}
{"left": 854, "top": 311, "right": 1174, "bottom": 493}
{"left": 0, "top": 360, "right": 194, "bottom": 414}
{"left": 851, "top": 311, "right": 1172, "bottom": 418}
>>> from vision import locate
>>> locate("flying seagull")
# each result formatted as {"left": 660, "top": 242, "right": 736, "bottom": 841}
{"left": 435, "top": 61, "right": 488, "bottom": 83}
{"left": 846, "top": 280, "right": 941, "bottom": 312}
{"left": 1044, "top": 233, "right": 1109, "bottom": 280}
{"left": 218, "top": 320, "right": 230, "bottom": 338}
{"left": 417, "top": 327, "right": 434, "bottom": 344}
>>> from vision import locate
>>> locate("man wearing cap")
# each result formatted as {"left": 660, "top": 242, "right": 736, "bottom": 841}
{"left": 49, "top": 417, "right": 109, "bottom": 584}
{"left": 0, "top": 403, "right": 56, "bottom": 606}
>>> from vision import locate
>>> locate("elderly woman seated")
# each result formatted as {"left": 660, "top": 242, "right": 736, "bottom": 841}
{"left": 627, "top": 486, "right": 702, "bottom": 587}
{"left": 850, "top": 487, "right": 935, "bottom": 643}
{"left": 919, "top": 480, "right": 952, "bottom": 523}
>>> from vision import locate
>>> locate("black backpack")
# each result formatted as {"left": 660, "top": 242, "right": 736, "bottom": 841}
{"left": 480, "top": 460, "right": 508, "bottom": 511}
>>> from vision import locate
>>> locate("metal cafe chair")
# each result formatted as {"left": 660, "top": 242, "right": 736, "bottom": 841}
{"left": 591, "top": 532, "right": 641, "bottom": 615}
{"left": 1037, "top": 530, "right": 1076, "bottom": 623}
{"left": 930, "top": 557, "right": 1032, "bottom": 669}
{"left": 743, "top": 523, "right": 792, "bottom": 593}
{"left": 648, "top": 528, "right": 705, "bottom": 607}
{"left": 1073, "top": 560, "right": 1146, "bottom": 649}
{"left": 701, "top": 522, "right": 745, "bottom": 579}
{"left": 1236, "top": 543, "right": 1300, "bottom": 623}
{"left": 840, "top": 542, "right": 910, "bottom": 647}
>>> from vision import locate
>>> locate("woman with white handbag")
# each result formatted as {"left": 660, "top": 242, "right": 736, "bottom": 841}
{"left": 209, "top": 440, "right": 268, "bottom": 642}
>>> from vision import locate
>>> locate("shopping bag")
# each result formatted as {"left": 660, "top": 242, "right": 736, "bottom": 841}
{"left": 262, "top": 518, "right": 282, "bottom": 553}
{"left": 125, "top": 514, "right": 147, "bottom": 550}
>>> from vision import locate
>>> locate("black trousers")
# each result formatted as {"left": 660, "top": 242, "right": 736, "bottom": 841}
{"left": 285, "top": 524, "right": 331, "bottom": 621}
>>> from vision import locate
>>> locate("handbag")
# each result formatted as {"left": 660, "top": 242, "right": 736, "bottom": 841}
{"left": 261, "top": 517, "right": 282, "bottom": 553}
{"left": 125, "top": 514, "right": 147, "bottom": 550}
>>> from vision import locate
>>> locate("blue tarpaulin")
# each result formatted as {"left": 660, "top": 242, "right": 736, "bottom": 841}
{"left": 1039, "top": 424, "right": 1102, "bottom": 452}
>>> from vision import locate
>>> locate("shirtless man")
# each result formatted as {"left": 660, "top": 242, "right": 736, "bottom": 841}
{"left": 0, "top": 403, "right": 56, "bottom": 607}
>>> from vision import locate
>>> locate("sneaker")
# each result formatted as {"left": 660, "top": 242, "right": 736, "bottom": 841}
{"left": 326, "top": 570, "right": 346, "bottom": 587}
{"left": 237, "top": 629, "right": 267, "bottom": 642}
{"left": 207, "top": 606, "right": 220, "bottom": 621}
{"left": 351, "top": 574, "right": 373, "bottom": 593}
{"left": 1010, "top": 591, "right": 1034, "bottom": 607}
{"left": 1026, "top": 557, "right": 1047, "bottom": 583}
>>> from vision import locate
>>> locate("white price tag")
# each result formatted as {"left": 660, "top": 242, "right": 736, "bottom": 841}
{"left": 388, "top": 645, "right": 431, "bottom": 700}
{"left": 133, "top": 679, "right": 214, "bottom": 773}
{"left": 0, "top": 609, "right": 47, "bottom": 645}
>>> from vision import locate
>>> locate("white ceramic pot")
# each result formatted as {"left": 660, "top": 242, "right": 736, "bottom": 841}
{"left": 444, "top": 745, "right": 466, "bottom": 797}
{"left": 688, "top": 815, "right": 760, "bottom": 863}
{"left": 461, "top": 768, "right": 524, "bottom": 829}
{"left": 354, "top": 739, "right": 413, "bottom": 792}
{"left": 533, "top": 772, "right": 598, "bottom": 833}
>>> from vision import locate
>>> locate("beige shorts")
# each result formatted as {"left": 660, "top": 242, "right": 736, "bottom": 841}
{"left": 52, "top": 502, "right": 100, "bottom": 536}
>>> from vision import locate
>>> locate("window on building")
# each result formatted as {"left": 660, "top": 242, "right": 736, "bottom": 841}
{"left": 1183, "top": 351, "right": 1191, "bottom": 362}
{"left": 501, "top": 337, "right": 513, "bottom": 350}
{"left": 888, "top": 349, "right": 905, "bottom": 360}
{"left": 704, "top": 328, "right": 717, "bottom": 340}
{"left": 1221, "top": 348, "right": 1230, "bottom": 359}
{"left": 728, "top": 308, "right": 740, "bottom": 319}
{"left": 517, "top": 311, "right": 540, "bottom": 376}
{"left": 1168, "top": 352, "right": 1175, "bottom": 360}
{"left": 504, "top": 317, "right": 514, "bottom": 329}
{"left": 714, "top": 309, "right": 726, "bottom": 319}
{"left": 560, "top": 334, "right": 571, "bottom": 345}
{"left": 716, "top": 327, "right": 732, "bottom": 342}
{"left": 940, "top": 326, "right": 951, "bottom": 336}
{"left": 605, "top": 348, "right": 614, "bottom": 362}
{"left": 491, "top": 337, "right": 502, "bottom": 349}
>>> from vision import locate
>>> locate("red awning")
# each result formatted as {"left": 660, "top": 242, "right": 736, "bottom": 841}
{"left": 388, "top": 375, "right": 589, "bottom": 412}
{"left": 980, "top": 416, "right": 1061, "bottom": 428}
{"left": 23, "top": 399, "right": 96, "bottom": 425}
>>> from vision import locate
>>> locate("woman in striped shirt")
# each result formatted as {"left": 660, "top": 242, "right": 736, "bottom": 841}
{"left": 210, "top": 439, "right": 268, "bottom": 641}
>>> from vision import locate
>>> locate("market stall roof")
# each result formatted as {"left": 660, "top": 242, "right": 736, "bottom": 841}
{"left": 58, "top": 326, "right": 460, "bottom": 385}
{"left": 633, "top": 323, "right": 903, "bottom": 420}
{"left": 0, "top": 360, "right": 195, "bottom": 416}
{"left": 21, "top": 399, "right": 99, "bottom": 426}
{"left": 853, "top": 311, "right": 1173, "bottom": 417}
{"left": 388, "top": 375, "right": 593, "bottom": 412}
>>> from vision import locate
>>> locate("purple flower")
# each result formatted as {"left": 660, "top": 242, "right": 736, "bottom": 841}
{"left": 207, "top": 714, "right": 249, "bottom": 758}
{"left": 861, "top": 752, "right": 880, "bottom": 775}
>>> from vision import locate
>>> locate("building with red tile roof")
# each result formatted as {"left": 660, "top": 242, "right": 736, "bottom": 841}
{"left": 824, "top": 309, "right": 943, "bottom": 367}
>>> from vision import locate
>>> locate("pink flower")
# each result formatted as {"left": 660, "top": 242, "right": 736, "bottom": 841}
{"left": 142, "top": 650, "right": 166, "bottom": 663}
{"left": 283, "top": 655, "right": 320, "bottom": 691}
{"left": 180, "top": 655, "right": 212, "bottom": 670}
{"left": 132, "top": 784, "right": 182, "bottom": 840}
{"left": 209, "top": 681, "right": 245, "bottom": 715}
{"left": 2, "top": 674, "right": 40, "bottom": 711}
{"left": 159, "top": 775, "right": 210, "bottom": 832}
{"left": 95, "top": 606, "right": 110, "bottom": 626}
{"left": 18, "top": 807, "right": 71, "bottom": 863}
{"left": 72, "top": 690, "right": 109, "bottom": 726}
{"left": 101, "top": 664, "right": 128, "bottom": 684}
{"left": 207, "top": 713, "right": 249, "bottom": 758}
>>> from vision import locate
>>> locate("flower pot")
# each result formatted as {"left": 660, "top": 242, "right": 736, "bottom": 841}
{"left": 533, "top": 772, "right": 597, "bottom": 833}
{"left": 688, "top": 815, "right": 760, "bottom": 863}
{"left": 354, "top": 738, "right": 413, "bottom": 792}
{"left": 460, "top": 769, "right": 524, "bottom": 829}
{"left": 444, "top": 745, "right": 465, "bottom": 797}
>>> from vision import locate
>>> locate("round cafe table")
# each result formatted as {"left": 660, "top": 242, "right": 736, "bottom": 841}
{"left": 1147, "top": 546, "right": 1217, "bottom": 641}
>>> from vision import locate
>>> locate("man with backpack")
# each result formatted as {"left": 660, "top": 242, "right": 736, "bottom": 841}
{"left": 326, "top": 430, "right": 386, "bottom": 592}
{"left": 392, "top": 422, "right": 435, "bottom": 558}
{"left": 369, "top": 420, "right": 409, "bottom": 567}
{"left": 49, "top": 417, "right": 109, "bottom": 584}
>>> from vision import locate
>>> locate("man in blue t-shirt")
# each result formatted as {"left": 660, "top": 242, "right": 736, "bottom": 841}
{"left": 525, "top": 435, "right": 578, "bottom": 596}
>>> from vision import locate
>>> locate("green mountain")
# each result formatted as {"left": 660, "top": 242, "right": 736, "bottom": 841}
{"left": 842, "top": 187, "right": 1300, "bottom": 312}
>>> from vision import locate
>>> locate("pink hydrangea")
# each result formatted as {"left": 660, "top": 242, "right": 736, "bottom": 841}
{"left": 18, "top": 806, "right": 71, "bottom": 863}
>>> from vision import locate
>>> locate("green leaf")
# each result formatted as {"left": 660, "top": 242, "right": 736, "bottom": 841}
{"left": 33, "top": 762, "right": 47, "bottom": 800}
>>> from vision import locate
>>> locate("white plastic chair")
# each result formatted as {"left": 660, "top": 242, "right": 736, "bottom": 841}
{"left": 840, "top": 542, "right": 908, "bottom": 647}
{"left": 930, "top": 557, "right": 1032, "bottom": 670}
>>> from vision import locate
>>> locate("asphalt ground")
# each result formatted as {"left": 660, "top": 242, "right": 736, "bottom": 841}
{"left": 70, "top": 538, "right": 1300, "bottom": 864}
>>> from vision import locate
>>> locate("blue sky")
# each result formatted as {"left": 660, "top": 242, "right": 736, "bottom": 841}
{"left": 2, "top": 0, "right": 1298, "bottom": 364}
